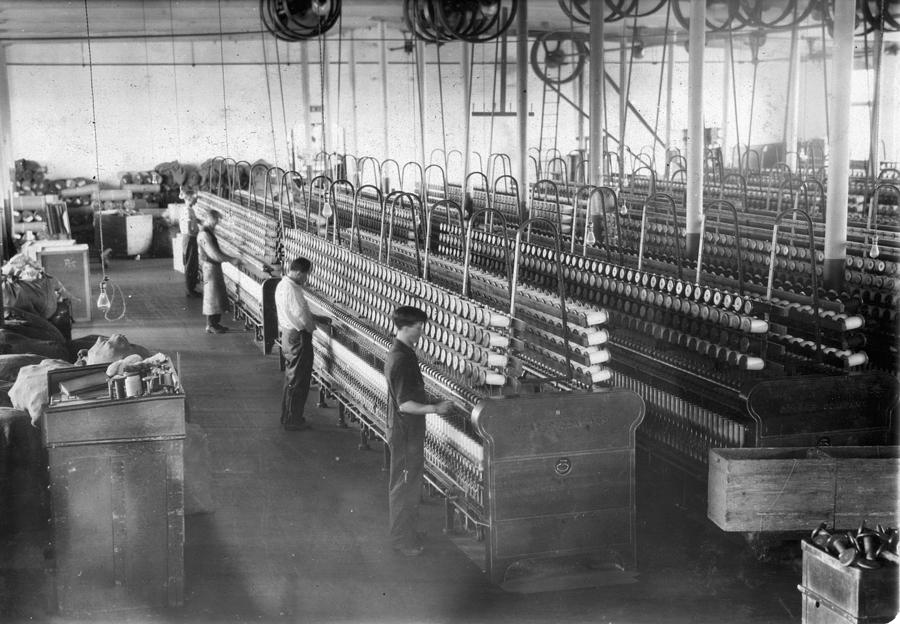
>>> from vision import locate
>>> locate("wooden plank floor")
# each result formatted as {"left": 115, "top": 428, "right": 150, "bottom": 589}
{"left": 1, "top": 257, "right": 804, "bottom": 624}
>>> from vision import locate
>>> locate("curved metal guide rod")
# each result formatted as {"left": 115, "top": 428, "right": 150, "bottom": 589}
{"left": 546, "top": 156, "right": 569, "bottom": 190}
{"left": 424, "top": 199, "right": 465, "bottom": 282}
{"left": 530, "top": 179, "right": 564, "bottom": 245}
{"left": 378, "top": 187, "right": 418, "bottom": 266}
{"left": 381, "top": 159, "right": 402, "bottom": 193}
{"left": 491, "top": 174, "right": 522, "bottom": 222}
{"left": 278, "top": 170, "right": 306, "bottom": 231}
{"left": 383, "top": 191, "right": 424, "bottom": 277}
{"left": 350, "top": 183, "right": 383, "bottom": 254}
{"left": 229, "top": 160, "right": 252, "bottom": 201}
{"left": 698, "top": 199, "right": 745, "bottom": 296}
{"left": 868, "top": 182, "right": 900, "bottom": 242}
{"left": 766, "top": 175, "right": 798, "bottom": 214}
{"left": 357, "top": 156, "right": 382, "bottom": 189}
{"left": 580, "top": 185, "right": 623, "bottom": 263}
{"left": 766, "top": 206, "right": 823, "bottom": 363}
{"left": 465, "top": 171, "right": 491, "bottom": 212}
{"left": 260, "top": 166, "right": 286, "bottom": 220}
{"left": 401, "top": 161, "right": 424, "bottom": 197}
{"left": 486, "top": 153, "right": 511, "bottom": 188}
{"left": 424, "top": 163, "right": 449, "bottom": 209}
{"left": 631, "top": 165, "right": 657, "bottom": 197}
{"left": 509, "top": 216, "right": 573, "bottom": 386}
{"left": 328, "top": 179, "right": 356, "bottom": 245}
{"left": 462, "top": 207, "right": 513, "bottom": 299}
{"left": 210, "top": 156, "right": 229, "bottom": 197}
{"left": 720, "top": 172, "right": 748, "bottom": 211}
{"left": 305, "top": 175, "right": 333, "bottom": 235}
{"left": 638, "top": 193, "right": 684, "bottom": 280}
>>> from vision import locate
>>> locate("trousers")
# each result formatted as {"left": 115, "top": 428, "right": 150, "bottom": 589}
{"left": 281, "top": 328, "right": 314, "bottom": 426}
{"left": 182, "top": 235, "right": 199, "bottom": 293}
{"left": 387, "top": 413, "right": 425, "bottom": 548}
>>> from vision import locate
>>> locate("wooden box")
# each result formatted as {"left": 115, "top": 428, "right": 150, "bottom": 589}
{"left": 44, "top": 367, "right": 185, "bottom": 615}
{"left": 27, "top": 242, "right": 91, "bottom": 322}
{"left": 708, "top": 446, "right": 900, "bottom": 532}
{"left": 472, "top": 389, "right": 645, "bottom": 584}
{"left": 95, "top": 213, "right": 154, "bottom": 257}
{"left": 798, "top": 540, "right": 898, "bottom": 623}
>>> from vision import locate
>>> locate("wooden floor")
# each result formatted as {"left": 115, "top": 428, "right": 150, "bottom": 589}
{"left": 1, "top": 257, "right": 803, "bottom": 624}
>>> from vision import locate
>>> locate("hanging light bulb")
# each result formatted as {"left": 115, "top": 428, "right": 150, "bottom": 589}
{"left": 618, "top": 199, "right": 628, "bottom": 216}
{"left": 585, "top": 225, "right": 596, "bottom": 245}
{"left": 869, "top": 235, "right": 880, "bottom": 259}
{"left": 96, "top": 278, "right": 111, "bottom": 311}
{"left": 321, "top": 200, "right": 333, "bottom": 219}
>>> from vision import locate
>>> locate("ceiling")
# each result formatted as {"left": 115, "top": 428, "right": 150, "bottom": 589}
{"left": 0, "top": 1, "right": 687, "bottom": 44}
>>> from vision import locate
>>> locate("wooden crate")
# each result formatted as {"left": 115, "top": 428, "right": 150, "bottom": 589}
{"left": 23, "top": 241, "right": 91, "bottom": 322}
{"left": 44, "top": 367, "right": 185, "bottom": 615}
{"left": 798, "top": 540, "right": 898, "bottom": 623}
{"left": 707, "top": 446, "right": 899, "bottom": 532}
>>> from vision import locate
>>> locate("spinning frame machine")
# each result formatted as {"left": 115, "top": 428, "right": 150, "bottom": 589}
{"left": 181, "top": 0, "right": 898, "bottom": 578}
{"left": 193, "top": 165, "right": 646, "bottom": 585}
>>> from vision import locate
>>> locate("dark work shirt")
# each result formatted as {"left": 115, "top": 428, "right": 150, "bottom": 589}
{"left": 384, "top": 339, "right": 429, "bottom": 430}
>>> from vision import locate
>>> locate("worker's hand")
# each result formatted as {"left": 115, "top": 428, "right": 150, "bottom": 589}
{"left": 434, "top": 400, "right": 454, "bottom": 415}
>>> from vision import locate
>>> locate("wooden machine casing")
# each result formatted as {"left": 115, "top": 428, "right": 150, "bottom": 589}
{"left": 43, "top": 365, "right": 185, "bottom": 615}
{"left": 472, "top": 389, "right": 645, "bottom": 583}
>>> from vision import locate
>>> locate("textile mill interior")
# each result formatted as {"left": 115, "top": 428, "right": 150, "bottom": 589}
{"left": 0, "top": 1, "right": 898, "bottom": 623}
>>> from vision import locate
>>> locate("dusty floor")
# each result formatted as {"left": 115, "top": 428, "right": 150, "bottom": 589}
{"left": 0, "top": 258, "right": 805, "bottom": 623}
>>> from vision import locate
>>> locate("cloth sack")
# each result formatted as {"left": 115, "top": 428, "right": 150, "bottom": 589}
{"left": 0, "top": 331, "right": 69, "bottom": 361}
{"left": 0, "top": 354, "right": 46, "bottom": 382}
{"left": 84, "top": 334, "right": 150, "bottom": 365}
{"left": 3, "top": 308, "right": 66, "bottom": 344}
{"left": 9, "top": 359, "right": 71, "bottom": 425}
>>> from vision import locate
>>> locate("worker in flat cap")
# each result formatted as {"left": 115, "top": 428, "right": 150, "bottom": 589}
{"left": 384, "top": 305, "right": 453, "bottom": 557}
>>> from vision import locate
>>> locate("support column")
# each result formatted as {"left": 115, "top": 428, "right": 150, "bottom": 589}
{"left": 299, "top": 42, "right": 311, "bottom": 165}
{"left": 868, "top": 29, "right": 883, "bottom": 177}
{"left": 379, "top": 22, "right": 390, "bottom": 163}
{"left": 665, "top": 35, "right": 674, "bottom": 155}
{"left": 516, "top": 1, "right": 528, "bottom": 217}
{"left": 784, "top": 22, "right": 802, "bottom": 173}
{"left": 619, "top": 24, "right": 627, "bottom": 178}
{"left": 880, "top": 33, "right": 900, "bottom": 162}
{"left": 0, "top": 47, "right": 11, "bottom": 262}
{"left": 721, "top": 35, "right": 732, "bottom": 169}
{"left": 685, "top": 0, "right": 705, "bottom": 259}
{"left": 415, "top": 40, "right": 428, "bottom": 168}
{"left": 348, "top": 34, "right": 359, "bottom": 162}
{"left": 321, "top": 38, "right": 330, "bottom": 156}
{"left": 462, "top": 42, "right": 473, "bottom": 198}
{"left": 589, "top": 0, "right": 606, "bottom": 185}
{"left": 823, "top": 0, "right": 855, "bottom": 289}
{"left": 576, "top": 72, "right": 585, "bottom": 156}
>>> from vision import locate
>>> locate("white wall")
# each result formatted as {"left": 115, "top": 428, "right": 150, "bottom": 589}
{"left": 4, "top": 25, "right": 891, "bottom": 186}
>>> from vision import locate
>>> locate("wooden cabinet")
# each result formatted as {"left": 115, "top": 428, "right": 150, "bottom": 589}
{"left": 43, "top": 366, "right": 185, "bottom": 615}
{"left": 22, "top": 240, "right": 91, "bottom": 322}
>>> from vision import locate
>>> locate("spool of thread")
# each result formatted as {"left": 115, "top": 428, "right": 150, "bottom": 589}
{"left": 588, "top": 349, "right": 611, "bottom": 365}
{"left": 124, "top": 373, "right": 143, "bottom": 398}
{"left": 586, "top": 328, "right": 609, "bottom": 346}
{"left": 829, "top": 533, "right": 859, "bottom": 567}
{"left": 590, "top": 367, "right": 612, "bottom": 384}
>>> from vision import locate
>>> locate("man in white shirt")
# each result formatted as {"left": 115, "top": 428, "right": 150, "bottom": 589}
{"left": 275, "top": 257, "right": 320, "bottom": 431}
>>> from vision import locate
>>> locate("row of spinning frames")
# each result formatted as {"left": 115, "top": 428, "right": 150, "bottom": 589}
{"left": 192, "top": 168, "right": 647, "bottom": 585}
{"left": 189, "top": 153, "right": 897, "bottom": 544}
